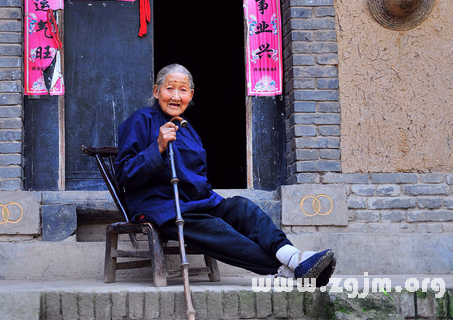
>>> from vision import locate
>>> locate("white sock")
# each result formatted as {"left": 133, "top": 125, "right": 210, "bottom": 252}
{"left": 276, "top": 245, "right": 301, "bottom": 270}
{"left": 276, "top": 245, "right": 318, "bottom": 270}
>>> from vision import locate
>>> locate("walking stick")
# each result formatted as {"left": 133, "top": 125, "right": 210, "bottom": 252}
{"left": 168, "top": 116, "right": 196, "bottom": 320}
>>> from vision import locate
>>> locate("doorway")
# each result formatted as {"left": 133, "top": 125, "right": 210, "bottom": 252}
{"left": 154, "top": 2, "right": 247, "bottom": 189}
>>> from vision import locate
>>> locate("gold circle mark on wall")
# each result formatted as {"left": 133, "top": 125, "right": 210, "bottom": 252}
{"left": 300, "top": 195, "right": 333, "bottom": 217}
{"left": 0, "top": 202, "right": 24, "bottom": 225}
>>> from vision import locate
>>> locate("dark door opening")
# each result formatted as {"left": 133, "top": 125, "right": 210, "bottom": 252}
{"left": 154, "top": 2, "right": 247, "bottom": 189}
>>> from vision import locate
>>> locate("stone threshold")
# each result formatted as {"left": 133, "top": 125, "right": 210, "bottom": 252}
{"left": 2, "top": 275, "right": 453, "bottom": 320}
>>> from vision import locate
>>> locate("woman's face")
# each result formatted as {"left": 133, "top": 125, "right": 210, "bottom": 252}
{"left": 153, "top": 72, "right": 194, "bottom": 117}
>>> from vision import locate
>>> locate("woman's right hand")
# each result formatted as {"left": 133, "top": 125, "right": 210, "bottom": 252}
{"left": 157, "top": 122, "right": 179, "bottom": 153}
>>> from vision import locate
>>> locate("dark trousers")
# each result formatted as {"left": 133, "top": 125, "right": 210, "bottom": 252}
{"left": 159, "top": 196, "right": 292, "bottom": 275}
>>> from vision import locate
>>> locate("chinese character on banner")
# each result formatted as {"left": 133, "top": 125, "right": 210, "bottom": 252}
{"left": 25, "top": 0, "right": 64, "bottom": 96}
{"left": 244, "top": 0, "right": 283, "bottom": 96}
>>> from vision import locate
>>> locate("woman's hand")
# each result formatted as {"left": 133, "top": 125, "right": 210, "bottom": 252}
{"left": 157, "top": 122, "right": 179, "bottom": 153}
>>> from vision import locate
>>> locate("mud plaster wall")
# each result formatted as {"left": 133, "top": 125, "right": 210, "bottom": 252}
{"left": 335, "top": 0, "right": 453, "bottom": 173}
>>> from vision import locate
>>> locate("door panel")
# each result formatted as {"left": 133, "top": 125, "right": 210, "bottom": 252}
{"left": 64, "top": 0, "right": 153, "bottom": 190}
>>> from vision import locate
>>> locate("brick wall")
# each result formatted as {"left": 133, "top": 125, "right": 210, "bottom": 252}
{"left": 0, "top": 0, "right": 23, "bottom": 191}
{"left": 281, "top": 0, "right": 340, "bottom": 185}
{"left": 285, "top": 173, "right": 453, "bottom": 234}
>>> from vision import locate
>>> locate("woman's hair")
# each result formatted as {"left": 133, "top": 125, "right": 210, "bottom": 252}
{"left": 148, "top": 64, "right": 195, "bottom": 107}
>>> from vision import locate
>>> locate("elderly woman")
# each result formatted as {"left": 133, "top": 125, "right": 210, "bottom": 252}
{"left": 115, "top": 64, "right": 335, "bottom": 283}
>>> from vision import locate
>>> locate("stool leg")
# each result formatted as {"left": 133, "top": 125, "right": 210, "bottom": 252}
{"left": 144, "top": 225, "right": 167, "bottom": 287}
{"left": 104, "top": 232, "right": 118, "bottom": 283}
{"left": 204, "top": 255, "right": 221, "bottom": 282}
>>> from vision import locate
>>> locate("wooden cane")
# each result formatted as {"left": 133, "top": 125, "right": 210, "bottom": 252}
{"left": 168, "top": 116, "right": 195, "bottom": 320}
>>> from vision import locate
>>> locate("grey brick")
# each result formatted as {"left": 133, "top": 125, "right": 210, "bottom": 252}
{"left": 319, "top": 149, "right": 340, "bottom": 159}
{"left": 351, "top": 185, "right": 375, "bottom": 196}
{"left": 159, "top": 291, "right": 175, "bottom": 319}
{"left": 404, "top": 184, "right": 448, "bottom": 196}
{"left": 292, "top": 54, "right": 315, "bottom": 65}
{"left": 0, "top": 57, "right": 21, "bottom": 68}
{"left": 288, "top": 291, "right": 303, "bottom": 318}
{"left": 256, "top": 291, "right": 272, "bottom": 318}
{"left": 418, "top": 197, "right": 443, "bottom": 209}
{"left": 273, "top": 291, "right": 288, "bottom": 318}
{"left": 0, "top": 178, "right": 22, "bottom": 190}
{"left": 144, "top": 291, "right": 159, "bottom": 319}
{"left": 318, "top": 125, "right": 340, "bottom": 136}
{"left": 291, "top": 18, "right": 336, "bottom": 30}
{"left": 111, "top": 291, "right": 128, "bottom": 319}
{"left": 296, "top": 160, "right": 341, "bottom": 172}
{"left": 0, "top": 7, "right": 21, "bottom": 19}
{"left": 0, "top": 117, "right": 22, "bottom": 129}
{"left": 238, "top": 290, "right": 256, "bottom": 318}
{"left": 0, "top": 32, "right": 21, "bottom": 44}
{"left": 293, "top": 113, "right": 340, "bottom": 125}
{"left": 318, "top": 102, "right": 340, "bottom": 113}
{"left": 322, "top": 173, "right": 369, "bottom": 184}
{"left": 293, "top": 78, "right": 316, "bottom": 89}
{"left": 296, "top": 149, "right": 319, "bottom": 160}
{"left": 79, "top": 292, "right": 95, "bottom": 320}
{"left": 290, "top": 0, "right": 334, "bottom": 5}
{"left": 291, "top": 7, "right": 312, "bottom": 18}
{"left": 407, "top": 211, "right": 453, "bottom": 222}
{"left": 317, "top": 78, "right": 338, "bottom": 89}
{"left": 294, "top": 125, "right": 317, "bottom": 136}
{"left": 380, "top": 211, "right": 405, "bottom": 222}
{"left": 222, "top": 290, "right": 239, "bottom": 319}
{"left": 290, "top": 31, "right": 313, "bottom": 42}
{"left": 0, "top": 80, "right": 21, "bottom": 92}
{"left": 0, "top": 154, "right": 22, "bottom": 165}
{"left": 368, "top": 197, "right": 416, "bottom": 210}
{"left": 294, "top": 66, "right": 338, "bottom": 78}
{"left": 295, "top": 136, "right": 339, "bottom": 148}
{"left": 288, "top": 101, "right": 316, "bottom": 113}
{"left": 291, "top": 41, "right": 338, "bottom": 53}
{"left": 129, "top": 291, "right": 144, "bottom": 319}
{"left": 370, "top": 173, "right": 418, "bottom": 184}
{"left": 0, "top": 68, "right": 21, "bottom": 81}
{"left": 0, "top": 105, "right": 22, "bottom": 117}
{"left": 294, "top": 172, "right": 320, "bottom": 183}
{"left": 0, "top": 20, "right": 21, "bottom": 32}
{"left": 94, "top": 292, "right": 111, "bottom": 320}
{"left": 0, "top": 0, "right": 22, "bottom": 6}
{"left": 445, "top": 198, "right": 453, "bottom": 209}
{"left": 0, "top": 165, "right": 22, "bottom": 178}
{"left": 61, "top": 292, "right": 78, "bottom": 320}
{"left": 420, "top": 173, "right": 445, "bottom": 184}
{"left": 376, "top": 185, "right": 400, "bottom": 197}
{"left": 355, "top": 210, "right": 380, "bottom": 222}
{"left": 44, "top": 291, "right": 61, "bottom": 320}
{"left": 447, "top": 174, "right": 453, "bottom": 185}
{"left": 0, "top": 129, "right": 22, "bottom": 141}
{"left": 206, "top": 290, "right": 222, "bottom": 320}
{"left": 0, "top": 141, "right": 21, "bottom": 153}
{"left": 294, "top": 89, "right": 338, "bottom": 101}
{"left": 314, "top": 6, "right": 336, "bottom": 17}
{"left": 0, "top": 93, "right": 21, "bottom": 105}
{"left": 315, "top": 30, "right": 337, "bottom": 41}
{"left": 348, "top": 197, "right": 367, "bottom": 209}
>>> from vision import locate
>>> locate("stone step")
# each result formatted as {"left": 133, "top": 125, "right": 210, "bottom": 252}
{"left": 1, "top": 275, "right": 452, "bottom": 320}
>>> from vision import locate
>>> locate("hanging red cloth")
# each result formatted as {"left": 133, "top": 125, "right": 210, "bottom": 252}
{"left": 139, "top": 0, "right": 150, "bottom": 37}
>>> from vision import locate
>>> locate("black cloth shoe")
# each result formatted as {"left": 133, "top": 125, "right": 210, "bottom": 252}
{"left": 294, "top": 249, "right": 334, "bottom": 285}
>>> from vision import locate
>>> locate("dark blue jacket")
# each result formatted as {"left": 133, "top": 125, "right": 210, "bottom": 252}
{"left": 115, "top": 105, "right": 223, "bottom": 226}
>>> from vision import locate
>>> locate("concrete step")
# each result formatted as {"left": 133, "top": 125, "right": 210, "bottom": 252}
{"left": 1, "top": 275, "right": 453, "bottom": 320}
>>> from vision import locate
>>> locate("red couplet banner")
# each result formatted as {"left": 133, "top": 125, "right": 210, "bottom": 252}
{"left": 244, "top": 0, "right": 283, "bottom": 96}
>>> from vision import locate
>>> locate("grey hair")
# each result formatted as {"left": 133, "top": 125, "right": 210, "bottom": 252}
{"left": 148, "top": 64, "right": 195, "bottom": 107}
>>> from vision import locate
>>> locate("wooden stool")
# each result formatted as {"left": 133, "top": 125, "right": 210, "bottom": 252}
{"left": 82, "top": 145, "right": 220, "bottom": 286}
